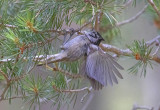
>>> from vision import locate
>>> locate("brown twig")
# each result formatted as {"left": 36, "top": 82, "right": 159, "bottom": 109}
{"left": 148, "top": 0, "right": 160, "bottom": 18}
{"left": 3, "top": 96, "right": 24, "bottom": 100}
{"left": 0, "top": 84, "right": 10, "bottom": 102}
{"left": 95, "top": 12, "right": 100, "bottom": 31}
{"left": 75, "top": 21, "right": 92, "bottom": 32}
{"left": 94, "top": 11, "right": 103, "bottom": 32}
{"left": 11, "top": 74, "right": 26, "bottom": 82}
{"left": 0, "top": 69, "right": 9, "bottom": 83}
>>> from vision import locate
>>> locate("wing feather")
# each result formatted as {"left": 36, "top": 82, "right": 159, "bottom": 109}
{"left": 85, "top": 50, "right": 123, "bottom": 87}
{"left": 105, "top": 53, "right": 124, "bottom": 70}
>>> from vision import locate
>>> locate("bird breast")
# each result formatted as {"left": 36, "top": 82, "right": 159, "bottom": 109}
{"left": 62, "top": 35, "right": 90, "bottom": 61}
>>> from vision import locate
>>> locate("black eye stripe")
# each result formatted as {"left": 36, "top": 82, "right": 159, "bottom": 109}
{"left": 89, "top": 34, "right": 97, "bottom": 38}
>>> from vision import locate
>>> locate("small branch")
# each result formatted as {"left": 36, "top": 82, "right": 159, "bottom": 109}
{"left": 95, "top": 12, "right": 100, "bottom": 31}
{"left": 0, "top": 69, "right": 9, "bottom": 83}
{"left": 3, "top": 96, "right": 24, "bottom": 100}
{"left": 132, "top": 104, "right": 154, "bottom": 110}
{"left": 123, "top": 0, "right": 133, "bottom": 7}
{"left": 11, "top": 74, "right": 26, "bottom": 82}
{"left": 102, "top": 4, "right": 148, "bottom": 31}
{"left": 0, "top": 23, "right": 17, "bottom": 28}
{"left": 52, "top": 85, "right": 92, "bottom": 93}
{"left": 0, "top": 84, "right": 10, "bottom": 102}
{"left": 38, "top": 53, "right": 67, "bottom": 66}
{"left": 151, "top": 55, "right": 160, "bottom": 63}
{"left": 75, "top": 21, "right": 92, "bottom": 32}
{"left": 80, "top": 87, "right": 92, "bottom": 103}
{"left": 100, "top": 42, "right": 160, "bottom": 63}
{"left": 153, "top": 45, "right": 160, "bottom": 56}
{"left": 100, "top": 43, "right": 132, "bottom": 56}
{"left": 146, "top": 35, "right": 160, "bottom": 46}
{"left": 81, "top": 93, "right": 94, "bottom": 110}
{"left": 152, "top": 38, "right": 160, "bottom": 56}
{"left": 40, "top": 29, "right": 65, "bottom": 35}
{"left": 148, "top": 0, "right": 160, "bottom": 18}
{"left": 116, "top": 4, "right": 148, "bottom": 27}
{"left": 94, "top": 11, "right": 103, "bottom": 32}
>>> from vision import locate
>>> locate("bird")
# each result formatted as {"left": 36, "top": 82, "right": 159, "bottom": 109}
{"left": 39, "top": 30, "right": 123, "bottom": 90}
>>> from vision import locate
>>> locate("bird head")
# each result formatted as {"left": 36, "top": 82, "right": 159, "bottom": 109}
{"left": 85, "top": 30, "right": 104, "bottom": 46}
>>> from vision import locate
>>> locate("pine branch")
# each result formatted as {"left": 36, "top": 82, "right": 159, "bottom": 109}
{"left": 1, "top": 35, "right": 160, "bottom": 64}
{"left": 0, "top": 65, "right": 36, "bottom": 102}
{"left": 100, "top": 43, "right": 132, "bottom": 56}
{"left": 148, "top": 0, "right": 160, "bottom": 18}
{"left": 100, "top": 38, "right": 160, "bottom": 63}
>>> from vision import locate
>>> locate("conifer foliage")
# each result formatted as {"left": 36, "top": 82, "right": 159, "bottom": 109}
{"left": 0, "top": 0, "right": 160, "bottom": 110}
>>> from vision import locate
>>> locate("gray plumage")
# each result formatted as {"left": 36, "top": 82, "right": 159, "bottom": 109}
{"left": 60, "top": 35, "right": 90, "bottom": 61}
{"left": 82, "top": 44, "right": 123, "bottom": 90}
{"left": 43, "top": 30, "right": 123, "bottom": 90}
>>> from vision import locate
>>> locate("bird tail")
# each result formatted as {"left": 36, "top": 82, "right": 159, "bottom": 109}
{"left": 80, "top": 56, "right": 104, "bottom": 90}
{"left": 88, "top": 76, "right": 103, "bottom": 90}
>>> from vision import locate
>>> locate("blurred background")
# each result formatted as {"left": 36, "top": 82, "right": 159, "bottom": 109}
{"left": 1, "top": 1, "right": 160, "bottom": 110}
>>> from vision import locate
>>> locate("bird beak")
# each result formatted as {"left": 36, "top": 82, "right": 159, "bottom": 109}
{"left": 97, "top": 32, "right": 105, "bottom": 41}
{"left": 101, "top": 37, "right": 105, "bottom": 41}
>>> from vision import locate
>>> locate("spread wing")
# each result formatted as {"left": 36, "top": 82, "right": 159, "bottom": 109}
{"left": 79, "top": 56, "right": 104, "bottom": 90}
{"left": 85, "top": 50, "right": 123, "bottom": 87}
